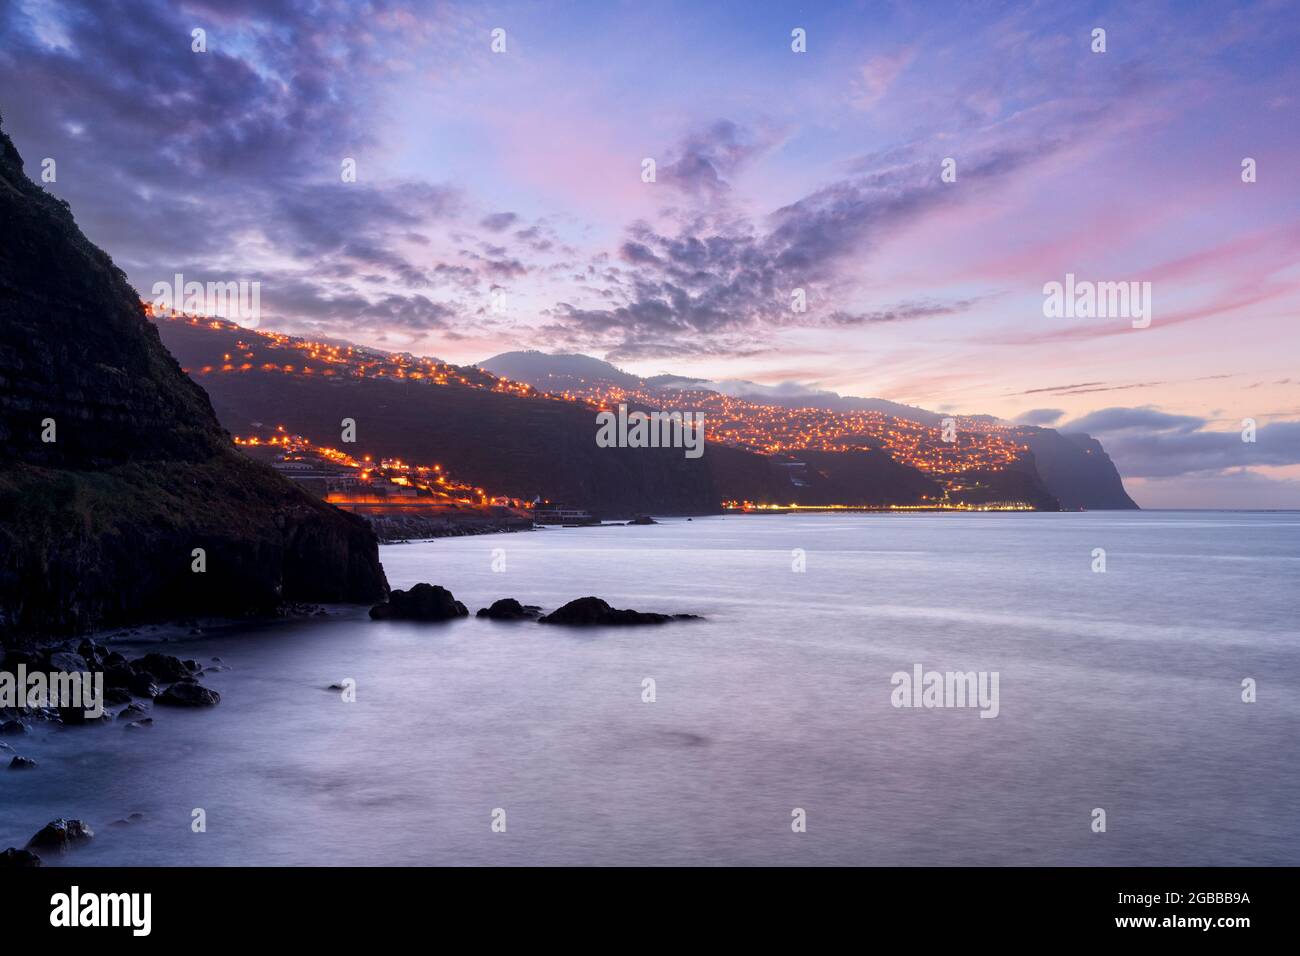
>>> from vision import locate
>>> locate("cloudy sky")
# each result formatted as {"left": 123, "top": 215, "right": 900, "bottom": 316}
{"left": 2, "top": 0, "right": 1298, "bottom": 507}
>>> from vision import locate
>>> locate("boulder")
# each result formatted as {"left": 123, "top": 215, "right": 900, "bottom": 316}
{"left": 8, "top": 755, "right": 36, "bottom": 770}
{"left": 46, "top": 650, "right": 89, "bottom": 674}
{"left": 77, "top": 640, "right": 108, "bottom": 667}
{"left": 0, "top": 720, "right": 27, "bottom": 736}
{"left": 104, "top": 687, "right": 133, "bottom": 707}
{"left": 27, "top": 819, "right": 93, "bottom": 853}
{"left": 104, "top": 664, "right": 135, "bottom": 689}
{"left": 627, "top": 515, "right": 658, "bottom": 525}
{"left": 476, "top": 598, "right": 543, "bottom": 620}
{"left": 538, "top": 597, "right": 702, "bottom": 626}
{"left": 155, "top": 679, "right": 221, "bottom": 707}
{"left": 0, "top": 847, "right": 41, "bottom": 868}
{"left": 132, "top": 653, "right": 190, "bottom": 683}
{"left": 118, "top": 702, "right": 149, "bottom": 721}
{"left": 369, "top": 584, "right": 468, "bottom": 622}
{"left": 127, "top": 672, "right": 159, "bottom": 699}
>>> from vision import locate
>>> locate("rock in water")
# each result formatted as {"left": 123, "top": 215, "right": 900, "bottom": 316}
{"left": 8, "top": 755, "right": 37, "bottom": 770}
{"left": 0, "top": 847, "right": 42, "bottom": 868}
{"left": 132, "top": 653, "right": 190, "bottom": 683}
{"left": 103, "top": 687, "right": 133, "bottom": 706}
{"left": 476, "top": 598, "right": 543, "bottom": 620}
{"left": 538, "top": 596, "right": 701, "bottom": 626}
{"left": 155, "top": 679, "right": 221, "bottom": 707}
{"left": 627, "top": 515, "right": 658, "bottom": 525}
{"left": 0, "top": 110, "right": 388, "bottom": 635}
{"left": 26, "top": 819, "right": 93, "bottom": 853}
{"left": 370, "top": 584, "right": 468, "bottom": 622}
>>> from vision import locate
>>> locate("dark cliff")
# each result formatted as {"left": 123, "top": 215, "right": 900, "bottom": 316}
{"left": 0, "top": 114, "right": 387, "bottom": 636}
{"left": 1013, "top": 427, "right": 1138, "bottom": 510}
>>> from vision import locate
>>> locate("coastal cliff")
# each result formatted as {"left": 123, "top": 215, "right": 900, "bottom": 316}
{"left": 0, "top": 114, "right": 387, "bottom": 636}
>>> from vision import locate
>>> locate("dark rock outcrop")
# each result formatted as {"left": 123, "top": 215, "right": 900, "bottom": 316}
{"left": 103, "top": 687, "right": 133, "bottom": 706}
{"left": 155, "top": 679, "right": 221, "bottom": 707}
{"left": 8, "top": 755, "right": 36, "bottom": 769}
{"left": 132, "top": 653, "right": 192, "bottom": 683}
{"left": 27, "top": 818, "right": 93, "bottom": 853}
{"left": 0, "top": 112, "right": 388, "bottom": 636}
{"left": 46, "top": 651, "right": 88, "bottom": 674}
{"left": 627, "top": 515, "right": 658, "bottom": 525}
{"left": 476, "top": 598, "right": 542, "bottom": 620}
{"left": 538, "top": 596, "right": 701, "bottom": 626}
{"left": 1024, "top": 429, "right": 1139, "bottom": 510}
{"left": 0, "top": 847, "right": 42, "bottom": 867}
{"left": 370, "top": 584, "right": 468, "bottom": 622}
{"left": 127, "top": 673, "right": 160, "bottom": 700}
{"left": 365, "top": 510, "right": 534, "bottom": 543}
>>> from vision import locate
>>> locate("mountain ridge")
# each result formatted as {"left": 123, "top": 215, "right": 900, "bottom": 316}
{"left": 477, "top": 350, "right": 1138, "bottom": 510}
{"left": 151, "top": 319, "right": 1061, "bottom": 514}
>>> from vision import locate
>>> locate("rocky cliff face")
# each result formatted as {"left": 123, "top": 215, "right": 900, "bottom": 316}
{"left": 1016, "top": 428, "right": 1138, "bottom": 510}
{"left": 0, "top": 113, "right": 387, "bottom": 636}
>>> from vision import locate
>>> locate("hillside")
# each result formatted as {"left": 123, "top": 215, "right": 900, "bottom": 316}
{"left": 155, "top": 321, "right": 1057, "bottom": 512}
{"left": 478, "top": 351, "right": 1135, "bottom": 510}
{"left": 0, "top": 114, "right": 387, "bottom": 636}
{"left": 153, "top": 319, "right": 729, "bottom": 517}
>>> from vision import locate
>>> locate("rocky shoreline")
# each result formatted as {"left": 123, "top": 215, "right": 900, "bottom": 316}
{"left": 366, "top": 512, "right": 664, "bottom": 544}
{"left": 364, "top": 511, "right": 535, "bottom": 544}
{"left": 0, "top": 585, "right": 701, "bottom": 866}
{"left": 1, "top": 636, "right": 227, "bottom": 866}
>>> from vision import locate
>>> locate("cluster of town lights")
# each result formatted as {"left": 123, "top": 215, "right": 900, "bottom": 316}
{"left": 154, "top": 304, "right": 1042, "bottom": 512}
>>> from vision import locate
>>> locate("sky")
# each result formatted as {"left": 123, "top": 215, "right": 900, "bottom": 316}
{"left": 1, "top": 0, "right": 1298, "bottom": 507}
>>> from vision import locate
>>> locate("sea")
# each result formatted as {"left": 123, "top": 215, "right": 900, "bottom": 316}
{"left": 3, "top": 511, "right": 1297, "bottom": 865}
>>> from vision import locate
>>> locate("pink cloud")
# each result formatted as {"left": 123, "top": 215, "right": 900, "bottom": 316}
{"left": 850, "top": 48, "right": 917, "bottom": 110}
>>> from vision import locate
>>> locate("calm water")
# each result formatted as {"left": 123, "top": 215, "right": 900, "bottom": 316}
{"left": 3, "top": 511, "right": 1297, "bottom": 866}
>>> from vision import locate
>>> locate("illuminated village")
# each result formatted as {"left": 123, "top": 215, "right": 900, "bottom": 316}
{"left": 232, "top": 429, "right": 528, "bottom": 511}
{"left": 568, "top": 384, "right": 1038, "bottom": 511}
{"left": 150, "top": 307, "right": 1042, "bottom": 514}
{"left": 149, "top": 306, "right": 537, "bottom": 398}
